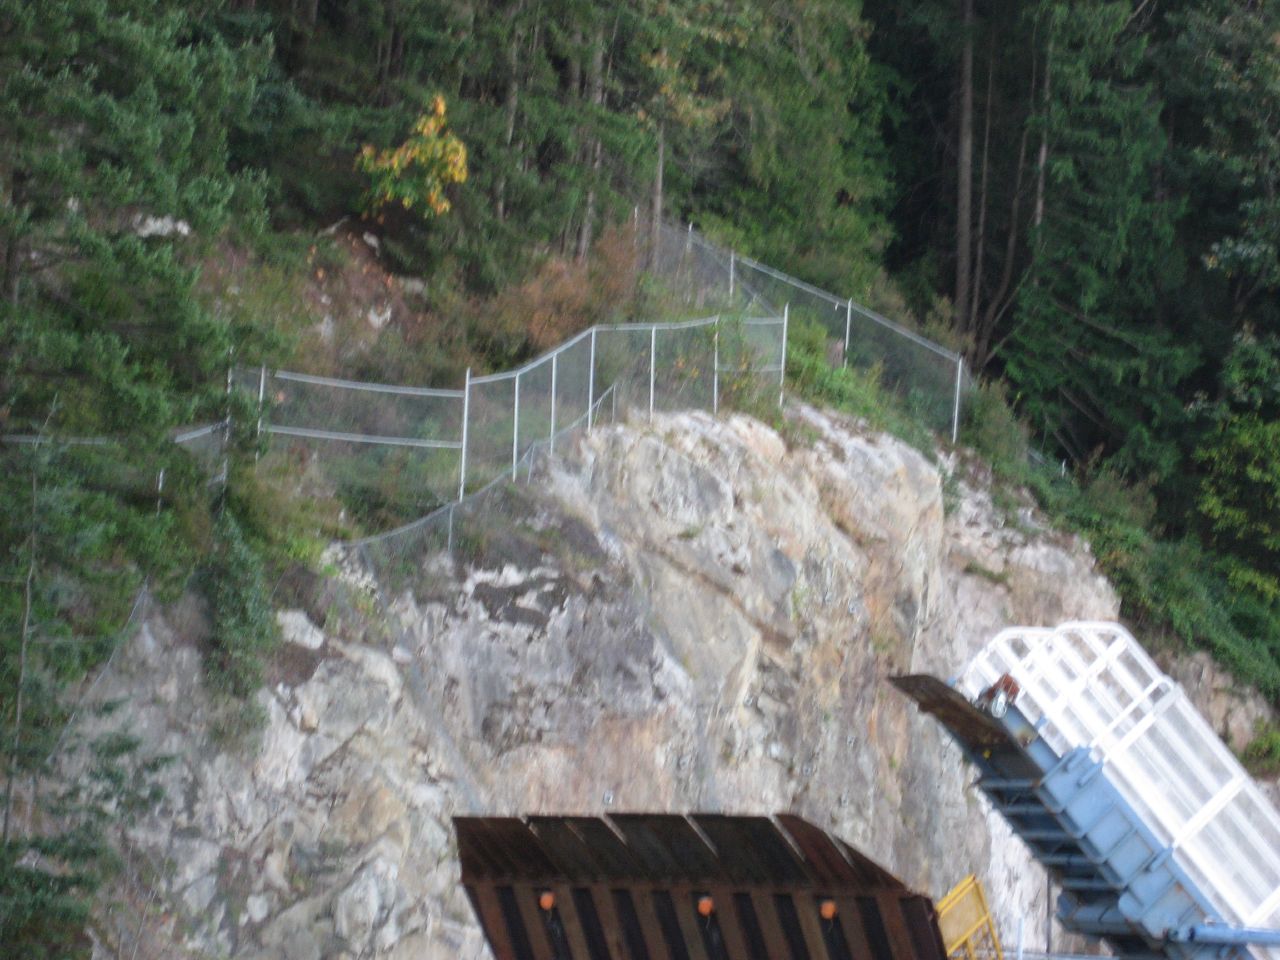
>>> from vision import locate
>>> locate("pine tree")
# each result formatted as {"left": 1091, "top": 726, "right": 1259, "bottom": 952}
{"left": 0, "top": 2, "right": 265, "bottom": 951}
{"left": 1005, "top": 0, "right": 1189, "bottom": 472}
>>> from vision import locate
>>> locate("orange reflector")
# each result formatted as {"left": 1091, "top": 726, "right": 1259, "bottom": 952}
{"left": 697, "top": 895, "right": 715, "bottom": 917}
{"left": 820, "top": 899, "right": 838, "bottom": 920}
{"left": 539, "top": 890, "right": 555, "bottom": 911}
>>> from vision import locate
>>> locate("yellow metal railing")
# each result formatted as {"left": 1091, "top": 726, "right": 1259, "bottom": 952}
{"left": 937, "top": 874, "right": 1005, "bottom": 960}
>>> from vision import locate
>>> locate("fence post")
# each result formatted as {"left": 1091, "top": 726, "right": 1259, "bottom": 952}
{"left": 587, "top": 327, "right": 596, "bottom": 432}
{"left": 550, "top": 351, "right": 558, "bottom": 454}
{"left": 713, "top": 316, "right": 720, "bottom": 416}
{"left": 649, "top": 325, "right": 657, "bottom": 423}
{"left": 512, "top": 371, "right": 520, "bottom": 481}
{"left": 729, "top": 252, "right": 735, "bottom": 301}
{"left": 222, "top": 359, "right": 233, "bottom": 484}
{"left": 256, "top": 365, "right": 266, "bottom": 432}
{"left": 458, "top": 367, "right": 471, "bottom": 501}
{"left": 844, "top": 299, "right": 853, "bottom": 369}
{"left": 255, "top": 364, "right": 267, "bottom": 462}
{"left": 779, "top": 303, "right": 789, "bottom": 407}
{"left": 951, "top": 356, "right": 964, "bottom": 445}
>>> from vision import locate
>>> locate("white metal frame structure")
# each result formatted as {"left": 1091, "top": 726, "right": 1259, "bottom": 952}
{"left": 959, "top": 622, "right": 1280, "bottom": 953}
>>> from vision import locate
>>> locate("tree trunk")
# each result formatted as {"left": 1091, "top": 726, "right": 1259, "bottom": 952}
{"left": 955, "top": 0, "right": 975, "bottom": 329}
{"left": 577, "top": 25, "right": 605, "bottom": 262}
{"left": 650, "top": 121, "right": 664, "bottom": 270}
{"left": 3, "top": 467, "right": 36, "bottom": 844}
{"left": 976, "top": 123, "right": 1030, "bottom": 366}
{"left": 1, "top": 231, "right": 18, "bottom": 306}
{"left": 495, "top": 7, "right": 523, "bottom": 223}
{"left": 968, "top": 39, "right": 996, "bottom": 341}
{"left": 1034, "top": 32, "right": 1052, "bottom": 230}
{"left": 976, "top": 42, "right": 1040, "bottom": 367}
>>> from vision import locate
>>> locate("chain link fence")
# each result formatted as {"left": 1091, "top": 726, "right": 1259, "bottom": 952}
{"left": 645, "top": 220, "right": 972, "bottom": 441}
{"left": 245, "top": 308, "right": 786, "bottom": 593}
{"left": 235, "top": 217, "right": 970, "bottom": 595}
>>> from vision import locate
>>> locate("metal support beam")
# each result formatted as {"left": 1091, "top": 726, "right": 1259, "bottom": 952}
{"left": 712, "top": 316, "right": 720, "bottom": 416}
{"left": 458, "top": 367, "right": 471, "bottom": 501}
{"left": 649, "top": 325, "right": 657, "bottom": 423}
{"left": 512, "top": 372, "right": 520, "bottom": 481}
{"left": 587, "top": 327, "right": 596, "bottom": 432}
{"left": 779, "top": 303, "right": 789, "bottom": 407}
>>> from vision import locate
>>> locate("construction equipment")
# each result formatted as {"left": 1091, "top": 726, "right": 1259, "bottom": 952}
{"left": 455, "top": 813, "right": 951, "bottom": 960}
{"left": 893, "top": 621, "right": 1280, "bottom": 960}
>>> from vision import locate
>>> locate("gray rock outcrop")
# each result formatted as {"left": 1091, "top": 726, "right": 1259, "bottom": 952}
{"left": 86, "top": 404, "right": 1269, "bottom": 958}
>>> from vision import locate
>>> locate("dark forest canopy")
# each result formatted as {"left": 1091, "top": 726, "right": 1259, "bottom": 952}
{"left": 1, "top": 0, "right": 1279, "bottom": 950}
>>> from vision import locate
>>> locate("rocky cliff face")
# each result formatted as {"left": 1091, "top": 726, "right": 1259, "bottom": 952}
{"left": 88, "top": 404, "right": 1270, "bottom": 959}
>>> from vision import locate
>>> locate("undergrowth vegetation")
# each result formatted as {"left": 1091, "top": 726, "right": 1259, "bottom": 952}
{"left": 961, "top": 386, "right": 1280, "bottom": 699}
{"left": 781, "top": 317, "right": 935, "bottom": 454}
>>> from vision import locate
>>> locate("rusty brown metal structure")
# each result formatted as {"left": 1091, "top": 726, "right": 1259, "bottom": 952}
{"left": 455, "top": 813, "right": 950, "bottom": 960}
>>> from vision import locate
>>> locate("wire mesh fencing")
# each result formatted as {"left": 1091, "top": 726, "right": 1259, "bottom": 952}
{"left": 243, "top": 311, "right": 786, "bottom": 593}
{"left": 240, "top": 218, "right": 975, "bottom": 594}
{"left": 643, "top": 220, "right": 972, "bottom": 441}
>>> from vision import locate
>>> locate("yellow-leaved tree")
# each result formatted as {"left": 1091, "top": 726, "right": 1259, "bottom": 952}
{"left": 356, "top": 96, "right": 467, "bottom": 215}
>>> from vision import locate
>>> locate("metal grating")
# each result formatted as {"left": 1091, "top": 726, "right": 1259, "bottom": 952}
{"left": 456, "top": 813, "right": 948, "bottom": 960}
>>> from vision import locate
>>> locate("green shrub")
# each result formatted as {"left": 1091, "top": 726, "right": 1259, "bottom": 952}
{"left": 783, "top": 316, "right": 933, "bottom": 453}
{"left": 1243, "top": 721, "right": 1280, "bottom": 775}
{"left": 961, "top": 380, "right": 1030, "bottom": 478}
{"left": 201, "top": 512, "right": 279, "bottom": 699}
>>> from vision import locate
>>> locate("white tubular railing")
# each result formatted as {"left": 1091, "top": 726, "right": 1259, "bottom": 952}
{"left": 960, "top": 622, "right": 1280, "bottom": 940}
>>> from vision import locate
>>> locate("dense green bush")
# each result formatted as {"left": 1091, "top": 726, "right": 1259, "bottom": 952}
{"left": 783, "top": 317, "right": 933, "bottom": 453}
{"left": 201, "top": 512, "right": 278, "bottom": 699}
{"left": 963, "top": 382, "right": 1280, "bottom": 699}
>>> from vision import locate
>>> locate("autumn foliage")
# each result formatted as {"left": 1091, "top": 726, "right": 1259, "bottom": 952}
{"left": 356, "top": 96, "right": 467, "bottom": 216}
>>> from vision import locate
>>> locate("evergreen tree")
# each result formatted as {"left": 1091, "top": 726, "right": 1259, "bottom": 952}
{"left": 1006, "top": 1, "right": 1189, "bottom": 472}
{"left": 0, "top": 1, "right": 266, "bottom": 950}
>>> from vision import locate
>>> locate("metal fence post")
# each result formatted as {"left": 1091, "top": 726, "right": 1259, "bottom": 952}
{"left": 729, "top": 252, "right": 735, "bottom": 301}
{"left": 222, "top": 358, "right": 233, "bottom": 484}
{"left": 844, "top": 298, "right": 853, "bottom": 369}
{"left": 458, "top": 367, "right": 470, "bottom": 501}
{"left": 779, "top": 303, "right": 789, "bottom": 407}
{"left": 550, "top": 351, "right": 557, "bottom": 454}
{"left": 649, "top": 325, "right": 657, "bottom": 423}
{"left": 255, "top": 364, "right": 267, "bottom": 462}
{"left": 951, "top": 356, "right": 964, "bottom": 445}
{"left": 512, "top": 371, "right": 520, "bottom": 481}
{"left": 587, "top": 327, "right": 596, "bottom": 432}
{"left": 713, "top": 316, "right": 720, "bottom": 416}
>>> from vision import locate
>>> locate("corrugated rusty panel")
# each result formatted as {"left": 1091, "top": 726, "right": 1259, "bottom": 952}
{"left": 457, "top": 814, "right": 948, "bottom": 960}
{"left": 464, "top": 883, "right": 518, "bottom": 960}
{"left": 901, "top": 895, "right": 951, "bottom": 960}
{"left": 775, "top": 814, "right": 902, "bottom": 889}
{"left": 456, "top": 817, "right": 522, "bottom": 879}
{"left": 609, "top": 815, "right": 710, "bottom": 881}
{"left": 569, "top": 816, "right": 648, "bottom": 880}
{"left": 511, "top": 883, "right": 557, "bottom": 960}
{"left": 694, "top": 815, "right": 809, "bottom": 886}
{"left": 529, "top": 815, "right": 610, "bottom": 882}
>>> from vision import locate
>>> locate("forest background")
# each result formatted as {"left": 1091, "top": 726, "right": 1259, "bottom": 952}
{"left": 2, "top": 0, "right": 1279, "bottom": 951}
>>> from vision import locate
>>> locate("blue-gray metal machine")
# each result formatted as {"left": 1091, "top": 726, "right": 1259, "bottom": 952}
{"left": 892, "top": 622, "right": 1280, "bottom": 960}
